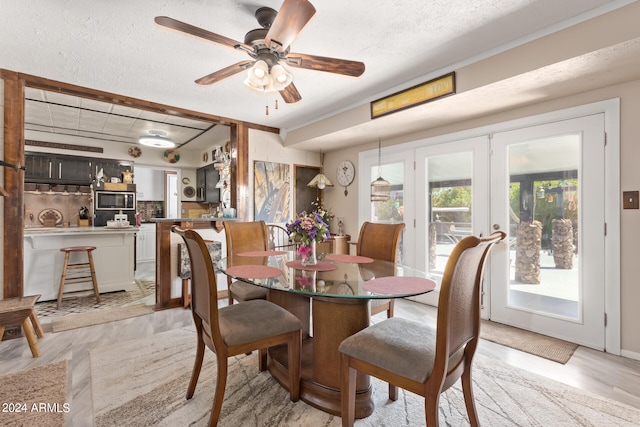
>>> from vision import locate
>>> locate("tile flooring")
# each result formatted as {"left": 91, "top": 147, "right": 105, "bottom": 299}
{"left": 1, "top": 271, "right": 640, "bottom": 426}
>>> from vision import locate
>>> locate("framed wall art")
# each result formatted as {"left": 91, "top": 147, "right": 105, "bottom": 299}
{"left": 254, "top": 161, "right": 291, "bottom": 223}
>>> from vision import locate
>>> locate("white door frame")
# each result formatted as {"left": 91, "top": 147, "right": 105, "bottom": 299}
{"left": 356, "top": 98, "right": 620, "bottom": 354}
{"left": 490, "top": 113, "right": 606, "bottom": 350}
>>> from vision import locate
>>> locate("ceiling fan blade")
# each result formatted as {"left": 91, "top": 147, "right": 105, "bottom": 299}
{"left": 195, "top": 60, "right": 253, "bottom": 86}
{"left": 286, "top": 53, "right": 365, "bottom": 77}
{"left": 280, "top": 82, "right": 302, "bottom": 104}
{"left": 265, "top": 0, "right": 316, "bottom": 53}
{"left": 155, "top": 16, "right": 251, "bottom": 51}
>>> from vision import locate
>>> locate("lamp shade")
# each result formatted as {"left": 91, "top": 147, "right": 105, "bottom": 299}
{"left": 270, "top": 64, "right": 293, "bottom": 90}
{"left": 307, "top": 173, "right": 333, "bottom": 189}
{"left": 246, "top": 60, "right": 270, "bottom": 86}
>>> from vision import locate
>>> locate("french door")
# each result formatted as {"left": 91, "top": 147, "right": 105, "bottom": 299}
{"left": 489, "top": 114, "right": 606, "bottom": 349}
{"left": 413, "top": 137, "right": 489, "bottom": 306}
{"left": 360, "top": 107, "right": 615, "bottom": 351}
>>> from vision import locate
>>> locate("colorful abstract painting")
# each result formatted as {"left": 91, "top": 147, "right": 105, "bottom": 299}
{"left": 254, "top": 161, "right": 291, "bottom": 222}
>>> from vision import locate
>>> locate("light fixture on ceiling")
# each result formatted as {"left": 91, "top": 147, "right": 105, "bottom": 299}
{"left": 308, "top": 151, "right": 333, "bottom": 190}
{"left": 244, "top": 60, "right": 293, "bottom": 93}
{"left": 371, "top": 138, "right": 390, "bottom": 202}
{"left": 139, "top": 130, "right": 175, "bottom": 148}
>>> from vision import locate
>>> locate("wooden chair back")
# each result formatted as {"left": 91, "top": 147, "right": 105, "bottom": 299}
{"left": 433, "top": 231, "right": 506, "bottom": 389}
{"left": 172, "top": 226, "right": 222, "bottom": 346}
{"left": 266, "top": 223, "right": 295, "bottom": 250}
{"left": 356, "top": 222, "right": 405, "bottom": 317}
{"left": 356, "top": 222, "right": 405, "bottom": 262}
{"left": 224, "top": 220, "right": 269, "bottom": 254}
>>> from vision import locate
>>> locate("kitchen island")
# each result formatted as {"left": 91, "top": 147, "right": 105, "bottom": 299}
{"left": 24, "top": 226, "right": 138, "bottom": 302}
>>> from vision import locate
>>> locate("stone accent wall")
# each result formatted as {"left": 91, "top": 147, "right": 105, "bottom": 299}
{"left": 515, "top": 221, "right": 543, "bottom": 284}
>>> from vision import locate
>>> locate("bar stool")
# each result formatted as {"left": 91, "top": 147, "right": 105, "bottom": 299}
{"left": 57, "top": 246, "right": 100, "bottom": 309}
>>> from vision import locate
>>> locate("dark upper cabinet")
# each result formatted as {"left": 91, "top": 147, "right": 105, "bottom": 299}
{"left": 93, "top": 159, "right": 133, "bottom": 182}
{"left": 25, "top": 152, "right": 133, "bottom": 185}
{"left": 25, "top": 152, "right": 92, "bottom": 184}
{"left": 196, "top": 164, "right": 220, "bottom": 203}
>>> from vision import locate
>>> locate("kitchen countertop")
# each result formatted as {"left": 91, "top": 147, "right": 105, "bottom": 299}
{"left": 24, "top": 226, "right": 138, "bottom": 236}
{"left": 147, "top": 217, "right": 240, "bottom": 223}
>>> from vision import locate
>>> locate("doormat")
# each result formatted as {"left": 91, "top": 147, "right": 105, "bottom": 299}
{"left": 52, "top": 304, "right": 153, "bottom": 333}
{"left": 480, "top": 320, "right": 578, "bottom": 364}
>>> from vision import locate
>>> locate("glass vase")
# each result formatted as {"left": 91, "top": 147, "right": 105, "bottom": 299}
{"left": 301, "top": 240, "right": 318, "bottom": 266}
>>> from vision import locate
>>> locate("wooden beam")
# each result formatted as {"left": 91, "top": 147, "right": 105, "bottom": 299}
{"left": 3, "top": 71, "right": 25, "bottom": 299}
{"left": 231, "top": 123, "right": 250, "bottom": 219}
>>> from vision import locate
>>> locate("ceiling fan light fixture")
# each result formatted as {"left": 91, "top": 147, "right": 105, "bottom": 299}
{"left": 244, "top": 61, "right": 292, "bottom": 93}
{"left": 271, "top": 63, "right": 292, "bottom": 87}
{"left": 247, "top": 60, "right": 270, "bottom": 85}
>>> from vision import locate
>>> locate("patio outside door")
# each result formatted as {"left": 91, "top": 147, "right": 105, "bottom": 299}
{"left": 489, "top": 114, "right": 606, "bottom": 350}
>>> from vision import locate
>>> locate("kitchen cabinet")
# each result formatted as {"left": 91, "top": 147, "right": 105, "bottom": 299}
{"left": 136, "top": 223, "right": 156, "bottom": 262}
{"left": 25, "top": 152, "right": 92, "bottom": 184}
{"left": 196, "top": 164, "right": 220, "bottom": 203}
{"left": 25, "top": 152, "right": 132, "bottom": 185}
{"left": 135, "top": 168, "right": 165, "bottom": 201}
{"left": 93, "top": 159, "right": 134, "bottom": 183}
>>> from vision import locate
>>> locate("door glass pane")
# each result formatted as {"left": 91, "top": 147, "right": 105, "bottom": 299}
{"left": 508, "top": 136, "right": 579, "bottom": 319}
{"left": 370, "top": 162, "right": 404, "bottom": 262}
{"left": 426, "top": 152, "right": 473, "bottom": 279}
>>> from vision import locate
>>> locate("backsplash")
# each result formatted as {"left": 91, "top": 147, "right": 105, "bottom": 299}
{"left": 137, "top": 201, "right": 164, "bottom": 221}
{"left": 24, "top": 192, "right": 93, "bottom": 227}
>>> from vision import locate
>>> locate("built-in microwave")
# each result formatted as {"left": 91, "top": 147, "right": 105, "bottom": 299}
{"left": 95, "top": 191, "right": 136, "bottom": 210}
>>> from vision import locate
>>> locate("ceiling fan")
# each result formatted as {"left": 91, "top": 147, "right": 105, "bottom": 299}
{"left": 155, "top": 0, "right": 365, "bottom": 104}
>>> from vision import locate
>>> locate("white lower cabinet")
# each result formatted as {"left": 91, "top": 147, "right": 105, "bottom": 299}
{"left": 136, "top": 224, "right": 156, "bottom": 262}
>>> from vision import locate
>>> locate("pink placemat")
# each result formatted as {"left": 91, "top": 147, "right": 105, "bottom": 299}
{"left": 237, "top": 250, "right": 286, "bottom": 257}
{"left": 363, "top": 277, "right": 436, "bottom": 295}
{"left": 225, "top": 265, "right": 282, "bottom": 279}
{"left": 325, "top": 254, "right": 374, "bottom": 264}
{"left": 286, "top": 260, "right": 338, "bottom": 271}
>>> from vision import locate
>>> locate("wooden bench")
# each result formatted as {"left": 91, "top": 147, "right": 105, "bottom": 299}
{"left": 0, "top": 295, "right": 45, "bottom": 357}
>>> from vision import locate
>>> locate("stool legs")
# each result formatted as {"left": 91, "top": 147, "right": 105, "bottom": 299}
{"left": 57, "top": 252, "right": 70, "bottom": 310}
{"left": 87, "top": 250, "right": 101, "bottom": 304}
{"left": 57, "top": 249, "right": 100, "bottom": 309}
{"left": 21, "top": 317, "right": 40, "bottom": 357}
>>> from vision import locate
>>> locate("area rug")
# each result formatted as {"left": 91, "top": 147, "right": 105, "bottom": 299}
{"left": 481, "top": 320, "right": 578, "bottom": 364}
{"left": 90, "top": 328, "right": 640, "bottom": 426}
{"left": 51, "top": 304, "right": 153, "bottom": 332}
{"left": 0, "top": 360, "right": 67, "bottom": 427}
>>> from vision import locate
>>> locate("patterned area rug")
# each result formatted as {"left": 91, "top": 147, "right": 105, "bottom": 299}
{"left": 481, "top": 320, "right": 578, "bottom": 364}
{"left": 90, "top": 328, "right": 640, "bottom": 426}
{"left": 34, "top": 280, "right": 155, "bottom": 319}
{"left": 0, "top": 360, "right": 67, "bottom": 427}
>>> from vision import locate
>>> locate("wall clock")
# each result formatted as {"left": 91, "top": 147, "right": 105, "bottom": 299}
{"left": 336, "top": 160, "right": 355, "bottom": 196}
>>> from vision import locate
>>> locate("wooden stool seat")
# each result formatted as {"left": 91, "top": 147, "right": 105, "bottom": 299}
{"left": 58, "top": 246, "right": 100, "bottom": 309}
{"left": 0, "top": 295, "right": 45, "bottom": 357}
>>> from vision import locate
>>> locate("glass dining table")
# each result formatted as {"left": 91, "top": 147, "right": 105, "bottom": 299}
{"left": 219, "top": 251, "right": 436, "bottom": 419}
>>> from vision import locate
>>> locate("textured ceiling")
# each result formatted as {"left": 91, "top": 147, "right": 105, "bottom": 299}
{"left": 0, "top": 0, "right": 635, "bottom": 151}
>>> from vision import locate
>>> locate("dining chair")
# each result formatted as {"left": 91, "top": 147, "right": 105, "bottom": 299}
{"left": 266, "top": 223, "right": 296, "bottom": 250}
{"left": 339, "top": 231, "right": 506, "bottom": 426}
{"left": 355, "top": 221, "right": 405, "bottom": 318}
{"left": 223, "top": 220, "right": 269, "bottom": 304}
{"left": 172, "top": 226, "right": 302, "bottom": 427}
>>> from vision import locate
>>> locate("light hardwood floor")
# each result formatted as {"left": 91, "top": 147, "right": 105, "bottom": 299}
{"left": 1, "top": 297, "right": 639, "bottom": 426}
